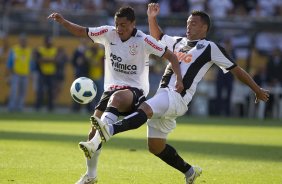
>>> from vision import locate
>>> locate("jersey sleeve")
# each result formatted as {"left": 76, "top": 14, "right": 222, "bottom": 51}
{"left": 87, "top": 26, "right": 113, "bottom": 45}
{"left": 211, "top": 42, "right": 237, "bottom": 73}
{"left": 143, "top": 35, "right": 167, "bottom": 57}
{"left": 160, "top": 35, "right": 183, "bottom": 52}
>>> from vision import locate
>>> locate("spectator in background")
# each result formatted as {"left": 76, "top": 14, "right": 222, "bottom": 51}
{"left": 188, "top": 0, "right": 206, "bottom": 12}
{"left": 54, "top": 46, "right": 68, "bottom": 102}
{"left": 207, "top": 0, "right": 233, "bottom": 18}
{"left": 250, "top": 4, "right": 268, "bottom": 18}
{"left": 170, "top": 0, "right": 189, "bottom": 13}
{"left": 71, "top": 38, "right": 91, "bottom": 112}
{"left": 266, "top": 47, "right": 282, "bottom": 87}
{"left": 6, "top": 34, "right": 33, "bottom": 112}
{"left": 215, "top": 38, "right": 235, "bottom": 116}
{"left": 265, "top": 47, "right": 282, "bottom": 116}
{"left": 85, "top": 44, "right": 104, "bottom": 109}
{"left": 34, "top": 36, "right": 58, "bottom": 111}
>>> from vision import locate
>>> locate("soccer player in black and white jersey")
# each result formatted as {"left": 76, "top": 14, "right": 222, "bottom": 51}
{"left": 48, "top": 7, "right": 183, "bottom": 184}
{"left": 90, "top": 3, "right": 270, "bottom": 184}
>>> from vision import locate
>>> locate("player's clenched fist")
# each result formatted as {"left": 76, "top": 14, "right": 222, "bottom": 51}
{"left": 47, "top": 13, "right": 64, "bottom": 23}
{"left": 147, "top": 3, "right": 160, "bottom": 18}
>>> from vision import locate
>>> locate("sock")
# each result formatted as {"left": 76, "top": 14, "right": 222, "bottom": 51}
{"left": 101, "top": 107, "right": 119, "bottom": 124}
{"left": 112, "top": 109, "right": 147, "bottom": 135}
{"left": 86, "top": 148, "right": 101, "bottom": 178}
{"left": 89, "top": 131, "right": 102, "bottom": 149}
{"left": 185, "top": 167, "right": 195, "bottom": 178}
{"left": 155, "top": 144, "right": 191, "bottom": 174}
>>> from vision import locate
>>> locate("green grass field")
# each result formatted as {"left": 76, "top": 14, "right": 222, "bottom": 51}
{"left": 0, "top": 112, "right": 282, "bottom": 184}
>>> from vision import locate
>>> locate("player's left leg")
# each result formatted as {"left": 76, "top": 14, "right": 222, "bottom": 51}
{"left": 92, "top": 88, "right": 170, "bottom": 142}
{"left": 79, "top": 87, "right": 146, "bottom": 158}
{"left": 147, "top": 126, "right": 202, "bottom": 184}
{"left": 146, "top": 88, "right": 201, "bottom": 183}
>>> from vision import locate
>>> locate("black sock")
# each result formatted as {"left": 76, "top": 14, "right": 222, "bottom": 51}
{"left": 112, "top": 109, "right": 147, "bottom": 135}
{"left": 155, "top": 144, "right": 191, "bottom": 174}
{"left": 105, "top": 106, "right": 120, "bottom": 116}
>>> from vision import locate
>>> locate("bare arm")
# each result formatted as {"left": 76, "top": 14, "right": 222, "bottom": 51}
{"left": 47, "top": 13, "right": 87, "bottom": 37}
{"left": 147, "top": 3, "right": 163, "bottom": 40}
{"left": 162, "top": 49, "right": 183, "bottom": 93}
{"left": 230, "top": 66, "right": 269, "bottom": 103}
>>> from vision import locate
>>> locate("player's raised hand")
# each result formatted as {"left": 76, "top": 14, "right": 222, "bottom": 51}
{"left": 147, "top": 3, "right": 160, "bottom": 18}
{"left": 47, "top": 12, "right": 64, "bottom": 24}
{"left": 255, "top": 88, "right": 270, "bottom": 103}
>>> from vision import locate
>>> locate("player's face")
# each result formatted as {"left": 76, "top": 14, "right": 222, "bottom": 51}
{"left": 186, "top": 15, "right": 207, "bottom": 40}
{"left": 115, "top": 17, "right": 135, "bottom": 41}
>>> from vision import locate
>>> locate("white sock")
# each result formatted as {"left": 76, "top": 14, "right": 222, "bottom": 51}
{"left": 86, "top": 148, "right": 101, "bottom": 178}
{"left": 89, "top": 132, "right": 102, "bottom": 149}
{"left": 185, "top": 167, "right": 194, "bottom": 178}
{"left": 86, "top": 112, "right": 118, "bottom": 178}
{"left": 101, "top": 112, "right": 118, "bottom": 124}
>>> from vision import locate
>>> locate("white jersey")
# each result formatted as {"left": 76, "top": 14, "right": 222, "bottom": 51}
{"left": 160, "top": 35, "right": 236, "bottom": 104}
{"left": 87, "top": 26, "right": 167, "bottom": 96}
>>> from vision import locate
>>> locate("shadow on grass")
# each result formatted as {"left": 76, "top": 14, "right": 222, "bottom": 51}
{"left": 1, "top": 130, "right": 281, "bottom": 162}
{"left": 1, "top": 112, "right": 281, "bottom": 127}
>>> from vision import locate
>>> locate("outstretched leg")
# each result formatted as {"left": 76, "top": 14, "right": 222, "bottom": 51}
{"left": 148, "top": 127, "right": 202, "bottom": 184}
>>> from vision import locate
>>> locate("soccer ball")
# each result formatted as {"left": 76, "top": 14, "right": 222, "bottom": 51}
{"left": 70, "top": 77, "right": 97, "bottom": 104}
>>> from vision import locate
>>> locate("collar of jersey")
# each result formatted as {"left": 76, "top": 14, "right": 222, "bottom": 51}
{"left": 187, "top": 38, "right": 206, "bottom": 47}
{"left": 131, "top": 28, "right": 137, "bottom": 37}
{"left": 121, "top": 28, "right": 137, "bottom": 42}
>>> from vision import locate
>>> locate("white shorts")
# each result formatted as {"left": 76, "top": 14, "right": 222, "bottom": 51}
{"left": 146, "top": 88, "right": 189, "bottom": 138}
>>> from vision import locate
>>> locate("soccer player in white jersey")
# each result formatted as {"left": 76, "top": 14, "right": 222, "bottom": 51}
{"left": 48, "top": 6, "right": 183, "bottom": 184}
{"left": 90, "top": 3, "right": 270, "bottom": 184}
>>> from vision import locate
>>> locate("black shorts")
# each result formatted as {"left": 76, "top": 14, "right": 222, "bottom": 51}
{"left": 95, "top": 87, "right": 146, "bottom": 116}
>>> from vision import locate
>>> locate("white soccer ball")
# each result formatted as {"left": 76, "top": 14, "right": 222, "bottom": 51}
{"left": 70, "top": 77, "right": 97, "bottom": 104}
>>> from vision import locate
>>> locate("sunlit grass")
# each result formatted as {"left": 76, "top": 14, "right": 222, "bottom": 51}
{"left": 0, "top": 113, "right": 281, "bottom": 183}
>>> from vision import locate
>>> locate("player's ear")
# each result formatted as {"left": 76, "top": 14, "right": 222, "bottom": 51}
{"left": 203, "top": 24, "right": 208, "bottom": 33}
{"left": 132, "top": 20, "right": 136, "bottom": 27}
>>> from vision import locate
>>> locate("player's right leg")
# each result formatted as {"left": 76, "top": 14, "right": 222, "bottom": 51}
{"left": 146, "top": 88, "right": 201, "bottom": 183}
{"left": 76, "top": 109, "right": 103, "bottom": 184}
{"left": 147, "top": 126, "right": 202, "bottom": 184}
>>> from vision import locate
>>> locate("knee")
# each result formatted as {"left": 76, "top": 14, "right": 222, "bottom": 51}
{"left": 109, "top": 90, "right": 133, "bottom": 111}
{"left": 148, "top": 140, "right": 165, "bottom": 155}
{"left": 109, "top": 93, "right": 122, "bottom": 106}
{"left": 109, "top": 91, "right": 129, "bottom": 107}
{"left": 139, "top": 102, "right": 153, "bottom": 118}
{"left": 148, "top": 145, "right": 159, "bottom": 155}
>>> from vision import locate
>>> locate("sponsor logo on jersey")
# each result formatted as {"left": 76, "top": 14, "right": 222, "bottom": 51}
{"left": 90, "top": 29, "right": 108, "bottom": 36}
{"left": 110, "top": 53, "right": 137, "bottom": 74}
{"left": 144, "top": 37, "right": 163, "bottom": 51}
{"left": 175, "top": 52, "right": 192, "bottom": 63}
{"left": 129, "top": 43, "right": 138, "bottom": 55}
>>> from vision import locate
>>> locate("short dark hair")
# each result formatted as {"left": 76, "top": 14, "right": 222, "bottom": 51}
{"left": 115, "top": 6, "right": 135, "bottom": 22}
{"left": 191, "top": 10, "right": 211, "bottom": 32}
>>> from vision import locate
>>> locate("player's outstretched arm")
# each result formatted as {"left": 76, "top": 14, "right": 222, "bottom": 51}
{"left": 230, "top": 66, "right": 269, "bottom": 103}
{"left": 163, "top": 49, "right": 184, "bottom": 93}
{"left": 47, "top": 13, "right": 87, "bottom": 37}
{"left": 147, "top": 3, "right": 163, "bottom": 40}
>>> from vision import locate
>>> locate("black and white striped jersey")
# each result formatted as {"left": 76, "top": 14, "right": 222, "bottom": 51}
{"left": 160, "top": 35, "right": 237, "bottom": 104}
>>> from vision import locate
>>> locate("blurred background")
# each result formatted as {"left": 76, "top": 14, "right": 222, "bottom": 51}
{"left": 0, "top": 0, "right": 281, "bottom": 119}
